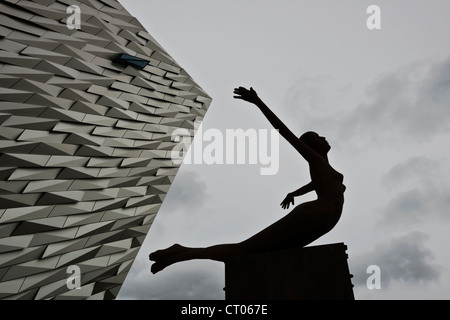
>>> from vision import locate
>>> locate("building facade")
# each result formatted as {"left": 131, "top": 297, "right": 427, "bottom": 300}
{"left": 0, "top": 0, "right": 211, "bottom": 299}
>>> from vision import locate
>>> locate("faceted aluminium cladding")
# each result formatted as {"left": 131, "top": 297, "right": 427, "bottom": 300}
{"left": 0, "top": 0, "right": 211, "bottom": 299}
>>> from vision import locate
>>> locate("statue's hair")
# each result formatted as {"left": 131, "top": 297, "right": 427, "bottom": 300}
{"left": 299, "top": 131, "right": 327, "bottom": 156}
{"left": 299, "top": 131, "right": 318, "bottom": 148}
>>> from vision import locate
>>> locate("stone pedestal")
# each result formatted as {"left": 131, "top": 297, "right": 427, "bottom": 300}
{"left": 224, "top": 242, "right": 354, "bottom": 300}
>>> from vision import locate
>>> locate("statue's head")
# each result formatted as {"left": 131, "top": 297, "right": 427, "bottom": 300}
{"left": 299, "top": 131, "right": 331, "bottom": 156}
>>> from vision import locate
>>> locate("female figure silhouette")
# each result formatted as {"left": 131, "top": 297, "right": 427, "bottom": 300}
{"left": 149, "top": 87, "right": 345, "bottom": 274}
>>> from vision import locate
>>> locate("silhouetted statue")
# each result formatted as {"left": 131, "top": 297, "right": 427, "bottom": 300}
{"left": 149, "top": 87, "right": 345, "bottom": 274}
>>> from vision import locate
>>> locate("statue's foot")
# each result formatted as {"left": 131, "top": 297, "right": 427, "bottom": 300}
{"left": 151, "top": 261, "right": 168, "bottom": 274}
{"left": 150, "top": 245, "right": 186, "bottom": 274}
{"left": 149, "top": 243, "right": 186, "bottom": 262}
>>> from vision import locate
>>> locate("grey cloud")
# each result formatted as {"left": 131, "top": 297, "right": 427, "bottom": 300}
{"left": 382, "top": 188, "right": 428, "bottom": 226}
{"left": 381, "top": 156, "right": 442, "bottom": 189}
{"left": 283, "top": 56, "right": 450, "bottom": 149}
{"left": 381, "top": 187, "right": 450, "bottom": 227}
{"left": 341, "top": 56, "right": 450, "bottom": 143}
{"left": 160, "top": 169, "right": 209, "bottom": 214}
{"left": 282, "top": 75, "right": 351, "bottom": 135}
{"left": 379, "top": 156, "right": 450, "bottom": 226}
{"left": 118, "top": 258, "right": 224, "bottom": 300}
{"left": 350, "top": 231, "right": 440, "bottom": 289}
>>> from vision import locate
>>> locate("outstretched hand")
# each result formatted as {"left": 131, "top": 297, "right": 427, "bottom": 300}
{"left": 233, "top": 86, "right": 261, "bottom": 105}
{"left": 280, "top": 193, "right": 294, "bottom": 210}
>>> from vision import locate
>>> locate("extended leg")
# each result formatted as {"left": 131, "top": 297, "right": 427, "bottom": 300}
{"left": 149, "top": 242, "right": 243, "bottom": 274}
{"left": 149, "top": 200, "right": 333, "bottom": 273}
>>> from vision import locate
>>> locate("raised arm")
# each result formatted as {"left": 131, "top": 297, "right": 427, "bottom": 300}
{"left": 233, "top": 87, "right": 320, "bottom": 163}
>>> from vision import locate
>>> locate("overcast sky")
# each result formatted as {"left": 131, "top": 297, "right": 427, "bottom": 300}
{"left": 116, "top": 0, "right": 450, "bottom": 300}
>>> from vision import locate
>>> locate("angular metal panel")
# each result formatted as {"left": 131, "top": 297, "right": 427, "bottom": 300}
{"left": 0, "top": 0, "right": 211, "bottom": 299}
